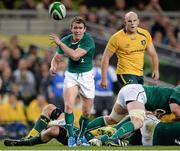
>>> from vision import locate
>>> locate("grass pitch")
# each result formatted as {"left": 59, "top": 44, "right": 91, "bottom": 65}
{"left": 0, "top": 140, "right": 179, "bottom": 150}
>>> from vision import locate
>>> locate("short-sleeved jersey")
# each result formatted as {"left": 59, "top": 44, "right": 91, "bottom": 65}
{"left": 56, "top": 32, "right": 95, "bottom": 73}
{"left": 144, "top": 85, "right": 180, "bottom": 113}
{"left": 106, "top": 27, "right": 152, "bottom": 76}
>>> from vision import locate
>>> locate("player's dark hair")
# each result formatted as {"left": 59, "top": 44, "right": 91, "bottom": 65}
{"left": 71, "top": 16, "right": 86, "bottom": 28}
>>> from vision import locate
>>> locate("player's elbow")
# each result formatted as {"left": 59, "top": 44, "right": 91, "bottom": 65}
{"left": 172, "top": 109, "right": 180, "bottom": 119}
{"left": 71, "top": 53, "right": 80, "bottom": 61}
{"left": 170, "top": 103, "right": 180, "bottom": 119}
{"left": 72, "top": 56, "right": 80, "bottom": 61}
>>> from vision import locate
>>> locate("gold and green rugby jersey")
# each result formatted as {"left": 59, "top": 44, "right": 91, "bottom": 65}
{"left": 106, "top": 27, "right": 152, "bottom": 76}
{"left": 56, "top": 32, "right": 95, "bottom": 73}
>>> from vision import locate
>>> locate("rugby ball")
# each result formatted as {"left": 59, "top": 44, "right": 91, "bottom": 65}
{"left": 49, "top": 2, "right": 66, "bottom": 20}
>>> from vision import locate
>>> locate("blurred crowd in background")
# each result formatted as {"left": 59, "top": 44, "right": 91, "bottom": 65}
{"left": 0, "top": 0, "right": 179, "bottom": 140}
{"left": 0, "top": 0, "right": 180, "bottom": 50}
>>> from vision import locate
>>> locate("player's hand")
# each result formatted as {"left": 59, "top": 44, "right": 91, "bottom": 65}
{"left": 101, "top": 78, "right": 108, "bottom": 89}
{"left": 49, "top": 66, "right": 57, "bottom": 76}
{"left": 49, "top": 33, "right": 61, "bottom": 46}
{"left": 152, "top": 70, "right": 159, "bottom": 81}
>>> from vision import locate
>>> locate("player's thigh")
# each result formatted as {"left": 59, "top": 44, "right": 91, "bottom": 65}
{"left": 63, "top": 71, "right": 79, "bottom": 103}
{"left": 123, "top": 84, "right": 146, "bottom": 125}
{"left": 127, "top": 101, "right": 145, "bottom": 111}
{"left": 79, "top": 70, "right": 95, "bottom": 99}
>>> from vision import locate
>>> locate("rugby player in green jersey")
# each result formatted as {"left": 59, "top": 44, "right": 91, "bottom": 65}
{"left": 144, "top": 85, "right": 180, "bottom": 118}
{"left": 49, "top": 16, "right": 95, "bottom": 147}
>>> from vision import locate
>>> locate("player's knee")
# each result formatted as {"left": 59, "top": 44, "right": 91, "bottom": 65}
{"left": 129, "top": 109, "right": 145, "bottom": 129}
{"left": 131, "top": 117, "right": 144, "bottom": 129}
{"left": 64, "top": 101, "right": 74, "bottom": 111}
{"left": 106, "top": 109, "right": 125, "bottom": 125}
{"left": 170, "top": 103, "right": 180, "bottom": 119}
{"left": 42, "top": 104, "right": 57, "bottom": 118}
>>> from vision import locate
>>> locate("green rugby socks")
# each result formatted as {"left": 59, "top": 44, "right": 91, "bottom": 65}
{"left": 87, "top": 116, "right": 106, "bottom": 131}
{"left": 65, "top": 112, "right": 74, "bottom": 137}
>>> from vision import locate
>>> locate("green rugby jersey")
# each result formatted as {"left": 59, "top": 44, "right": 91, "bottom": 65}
{"left": 144, "top": 85, "right": 174, "bottom": 113}
{"left": 153, "top": 121, "right": 180, "bottom": 145}
{"left": 56, "top": 32, "right": 95, "bottom": 73}
{"left": 170, "top": 85, "right": 180, "bottom": 105}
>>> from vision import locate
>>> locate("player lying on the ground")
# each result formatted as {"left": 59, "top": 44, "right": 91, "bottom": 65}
{"left": 3, "top": 118, "right": 95, "bottom": 146}
{"left": 4, "top": 103, "right": 128, "bottom": 147}
{"left": 89, "top": 110, "right": 180, "bottom": 146}
{"left": 2, "top": 103, "right": 124, "bottom": 147}
{"left": 4, "top": 104, "right": 66, "bottom": 146}
{"left": 3, "top": 104, "right": 94, "bottom": 146}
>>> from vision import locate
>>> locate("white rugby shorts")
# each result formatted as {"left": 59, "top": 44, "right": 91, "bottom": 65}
{"left": 116, "top": 84, "right": 147, "bottom": 108}
{"left": 63, "top": 69, "right": 95, "bottom": 99}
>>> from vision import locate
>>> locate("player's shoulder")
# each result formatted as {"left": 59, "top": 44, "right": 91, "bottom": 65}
{"left": 173, "top": 85, "right": 180, "bottom": 92}
{"left": 84, "top": 32, "right": 93, "bottom": 39}
{"left": 61, "top": 34, "right": 72, "bottom": 42}
{"left": 83, "top": 32, "right": 94, "bottom": 41}
{"left": 85, "top": 32, "right": 92, "bottom": 37}
{"left": 109, "top": 29, "right": 124, "bottom": 42}
{"left": 112, "top": 29, "right": 124, "bottom": 37}
{"left": 137, "top": 27, "right": 151, "bottom": 37}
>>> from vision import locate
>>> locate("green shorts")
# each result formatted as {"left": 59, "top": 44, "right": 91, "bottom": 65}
{"left": 117, "top": 74, "right": 144, "bottom": 88}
